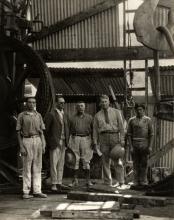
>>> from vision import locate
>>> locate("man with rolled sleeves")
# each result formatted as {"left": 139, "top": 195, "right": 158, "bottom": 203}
{"left": 69, "top": 101, "right": 93, "bottom": 187}
{"left": 127, "top": 103, "right": 154, "bottom": 187}
{"left": 16, "top": 97, "right": 47, "bottom": 199}
{"left": 93, "top": 95, "right": 125, "bottom": 188}
{"left": 45, "top": 96, "right": 69, "bottom": 192}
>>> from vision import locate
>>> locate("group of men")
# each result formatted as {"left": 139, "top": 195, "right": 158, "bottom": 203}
{"left": 16, "top": 94, "right": 154, "bottom": 199}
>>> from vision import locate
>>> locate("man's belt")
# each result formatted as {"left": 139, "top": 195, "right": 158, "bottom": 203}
{"left": 132, "top": 138, "right": 147, "bottom": 140}
{"left": 100, "top": 131, "right": 118, "bottom": 134}
{"left": 72, "top": 134, "right": 90, "bottom": 137}
{"left": 23, "top": 135, "right": 40, "bottom": 138}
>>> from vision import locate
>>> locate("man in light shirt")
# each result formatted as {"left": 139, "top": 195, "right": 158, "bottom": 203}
{"left": 93, "top": 95, "right": 125, "bottom": 188}
{"left": 45, "top": 96, "right": 70, "bottom": 192}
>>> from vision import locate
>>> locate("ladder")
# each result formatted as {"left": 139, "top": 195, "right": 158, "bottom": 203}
{"left": 123, "top": 0, "right": 149, "bottom": 116}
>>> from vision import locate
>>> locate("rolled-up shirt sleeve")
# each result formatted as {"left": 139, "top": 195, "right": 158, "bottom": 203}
{"left": 39, "top": 114, "right": 45, "bottom": 130}
{"left": 16, "top": 113, "right": 23, "bottom": 131}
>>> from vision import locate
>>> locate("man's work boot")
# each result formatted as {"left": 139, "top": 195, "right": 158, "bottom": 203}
{"left": 23, "top": 194, "right": 33, "bottom": 199}
{"left": 69, "top": 178, "right": 79, "bottom": 187}
{"left": 51, "top": 184, "right": 57, "bottom": 191}
{"left": 85, "top": 169, "right": 93, "bottom": 187}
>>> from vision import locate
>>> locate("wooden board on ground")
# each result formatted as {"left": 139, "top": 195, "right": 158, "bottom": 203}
{"left": 67, "top": 191, "right": 167, "bottom": 207}
{"left": 52, "top": 210, "right": 134, "bottom": 219}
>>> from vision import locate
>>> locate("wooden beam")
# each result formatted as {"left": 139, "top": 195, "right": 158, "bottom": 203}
{"left": 37, "top": 46, "right": 174, "bottom": 62}
{"left": 67, "top": 191, "right": 167, "bottom": 206}
{"left": 158, "top": 0, "right": 174, "bottom": 9}
{"left": 26, "top": 0, "right": 123, "bottom": 43}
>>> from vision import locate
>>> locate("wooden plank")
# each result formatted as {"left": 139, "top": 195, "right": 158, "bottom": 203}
{"left": 26, "top": 0, "right": 124, "bottom": 43}
{"left": 67, "top": 191, "right": 167, "bottom": 207}
{"left": 37, "top": 46, "right": 174, "bottom": 62}
{"left": 148, "top": 139, "right": 174, "bottom": 166}
{"left": 52, "top": 210, "right": 133, "bottom": 219}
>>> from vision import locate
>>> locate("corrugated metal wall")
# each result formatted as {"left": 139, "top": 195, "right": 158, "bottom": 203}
{"left": 154, "top": 6, "right": 169, "bottom": 27}
{"left": 148, "top": 103, "right": 174, "bottom": 172}
{"left": 30, "top": 0, "right": 120, "bottom": 49}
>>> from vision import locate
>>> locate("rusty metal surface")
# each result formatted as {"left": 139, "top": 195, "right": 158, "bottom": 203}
{"left": 30, "top": 0, "right": 120, "bottom": 49}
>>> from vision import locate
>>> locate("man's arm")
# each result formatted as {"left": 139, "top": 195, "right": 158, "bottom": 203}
{"left": 148, "top": 118, "right": 154, "bottom": 154}
{"left": 116, "top": 110, "right": 125, "bottom": 146}
{"left": 127, "top": 119, "right": 133, "bottom": 153}
{"left": 93, "top": 115, "right": 99, "bottom": 145}
{"left": 40, "top": 130, "right": 46, "bottom": 154}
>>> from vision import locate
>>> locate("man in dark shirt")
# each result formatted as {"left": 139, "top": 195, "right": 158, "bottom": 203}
{"left": 127, "top": 103, "right": 154, "bottom": 187}
{"left": 16, "top": 97, "right": 47, "bottom": 199}
{"left": 69, "top": 101, "right": 93, "bottom": 187}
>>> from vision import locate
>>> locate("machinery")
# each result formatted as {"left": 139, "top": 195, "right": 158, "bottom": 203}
{"left": 0, "top": 0, "right": 55, "bottom": 184}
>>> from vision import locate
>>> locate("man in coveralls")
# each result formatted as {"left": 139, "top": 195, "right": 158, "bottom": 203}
{"left": 69, "top": 101, "right": 93, "bottom": 187}
{"left": 93, "top": 95, "right": 125, "bottom": 188}
{"left": 16, "top": 97, "right": 47, "bottom": 199}
{"left": 127, "top": 103, "right": 154, "bottom": 187}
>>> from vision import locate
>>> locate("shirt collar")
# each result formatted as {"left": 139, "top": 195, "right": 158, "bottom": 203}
{"left": 56, "top": 108, "right": 64, "bottom": 114}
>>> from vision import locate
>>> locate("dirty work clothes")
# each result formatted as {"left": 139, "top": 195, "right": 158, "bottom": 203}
{"left": 100, "top": 133, "right": 124, "bottom": 185}
{"left": 69, "top": 135, "right": 93, "bottom": 170}
{"left": 16, "top": 111, "right": 45, "bottom": 137}
{"left": 69, "top": 113, "right": 93, "bottom": 170}
{"left": 50, "top": 140, "right": 65, "bottom": 184}
{"left": 127, "top": 116, "right": 154, "bottom": 185}
{"left": 93, "top": 107, "right": 125, "bottom": 145}
{"left": 22, "top": 136, "right": 42, "bottom": 194}
{"left": 70, "top": 113, "right": 93, "bottom": 136}
{"left": 93, "top": 107, "right": 125, "bottom": 185}
{"left": 132, "top": 140, "right": 149, "bottom": 185}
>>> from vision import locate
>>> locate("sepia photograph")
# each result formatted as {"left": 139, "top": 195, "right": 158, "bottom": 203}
{"left": 0, "top": 0, "right": 174, "bottom": 219}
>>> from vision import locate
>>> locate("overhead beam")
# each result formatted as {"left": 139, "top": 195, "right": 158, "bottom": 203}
{"left": 158, "top": 0, "right": 174, "bottom": 9}
{"left": 37, "top": 46, "right": 174, "bottom": 62}
{"left": 26, "top": 0, "right": 123, "bottom": 43}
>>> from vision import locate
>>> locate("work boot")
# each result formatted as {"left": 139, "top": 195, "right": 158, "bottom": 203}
{"left": 51, "top": 184, "right": 57, "bottom": 191}
{"left": 69, "top": 178, "right": 79, "bottom": 187}
{"left": 23, "top": 194, "right": 33, "bottom": 199}
{"left": 33, "top": 193, "right": 47, "bottom": 198}
{"left": 85, "top": 169, "right": 93, "bottom": 187}
{"left": 69, "top": 169, "right": 79, "bottom": 187}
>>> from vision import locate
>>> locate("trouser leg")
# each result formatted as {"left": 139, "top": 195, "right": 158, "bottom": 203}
{"left": 32, "top": 137, "right": 42, "bottom": 194}
{"left": 114, "top": 160, "right": 124, "bottom": 184}
{"left": 102, "top": 154, "right": 112, "bottom": 185}
{"left": 50, "top": 147, "right": 61, "bottom": 184}
{"left": 139, "top": 153, "right": 148, "bottom": 185}
{"left": 22, "top": 138, "right": 33, "bottom": 194}
{"left": 57, "top": 140, "right": 65, "bottom": 184}
{"left": 80, "top": 136, "right": 93, "bottom": 170}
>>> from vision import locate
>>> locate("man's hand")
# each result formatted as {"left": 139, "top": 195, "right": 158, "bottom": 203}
{"left": 20, "top": 146, "right": 27, "bottom": 156}
{"left": 120, "top": 141, "right": 125, "bottom": 147}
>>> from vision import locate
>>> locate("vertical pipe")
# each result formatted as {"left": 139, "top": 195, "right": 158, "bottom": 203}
{"left": 153, "top": 50, "right": 160, "bottom": 101}
{"left": 153, "top": 50, "right": 161, "bottom": 164}
{"left": 145, "top": 59, "right": 148, "bottom": 115}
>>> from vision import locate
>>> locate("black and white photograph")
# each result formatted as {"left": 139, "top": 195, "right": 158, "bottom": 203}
{"left": 0, "top": 0, "right": 174, "bottom": 219}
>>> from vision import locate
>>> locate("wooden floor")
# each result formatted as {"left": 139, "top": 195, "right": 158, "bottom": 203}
{"left": 0, "top": 193, "right": 173, "bottom": 220}
{"left": 0, "top": 179, "right": 174, "bottom": 220}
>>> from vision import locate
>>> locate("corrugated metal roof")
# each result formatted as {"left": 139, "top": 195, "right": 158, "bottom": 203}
{"left": 149, "top": 66, "right": 174, "bottom": 98}
{"left": 29, "top": 67, "right": 126, "bottom": 96}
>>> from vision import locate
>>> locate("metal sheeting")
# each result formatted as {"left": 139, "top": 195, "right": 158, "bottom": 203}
{"left": 30, "top": 0, "right": 120, "bottom": 49}
{"left": 29, "top": 67, "right": 126, "bottom": 96}
{"left": 49, "top": 67, "right": 125, "bottom": 95}
{"left": 148, "top": 103, "right": 174, "bottom": 172}
{"left": 149, "top": 66, "right": 174, "bottom": 98}
{"left": 154, "top": 5, "right": 169, "bottom": 27}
